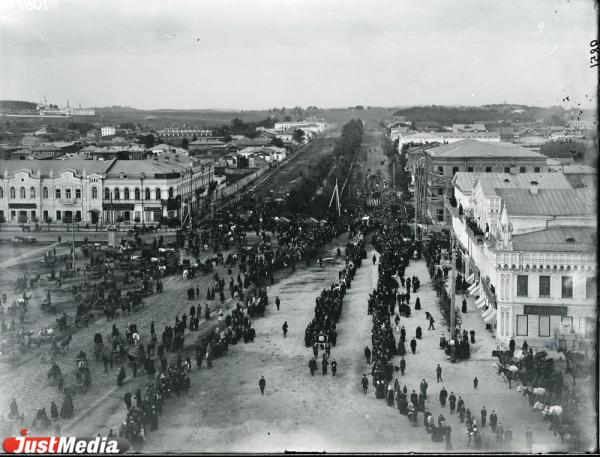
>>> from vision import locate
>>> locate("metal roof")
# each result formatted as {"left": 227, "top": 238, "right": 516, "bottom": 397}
{"left": 511, "top": 226, "right": 596, "bottom": 252}
{"left": 0, "top": 159, "right": 115, "bottom": 177}
{"left": 453, "top": 172, "right": 572, "bottom": 194}
{"left": 496, "top": 188, "right": 596, "bottom": 216}
{"left": 427, "top": 139, "right": 544, "bottom": 159}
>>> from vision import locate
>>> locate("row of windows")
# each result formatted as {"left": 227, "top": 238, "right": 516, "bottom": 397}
{"left": 440, "top": 166, "right": 542, "bottom": 176}
{"left": 0, "top": 186, "right": 176, "bottom": 201}
{"left": 516, "top": 315, "right": 595, "bottom": 338}
{"left": 516, "top": 275, "right": 595, "bottom": 299}
{"left": 0, "top": 186, "right": 88, "bottom": 200}
{"left": 104, "top": 188, "right": 173, "bottom": 201}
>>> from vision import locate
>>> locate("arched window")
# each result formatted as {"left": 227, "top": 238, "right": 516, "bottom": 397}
{"left": 43, "top": 187, "right": 48, "bottom": 199}
{"left": 145, "top": 188, "right": 151, "bottom": 200}
{"left": 114, "top": 188, "right": 120, "bottom": 200}
{"left": 155, "top": 188, "right": 161, "bottom": 200}
{"left": 104, "top": 188, "right": 110, "bottom": 200}
{"left": 0, "top": 187, "right": 3, "bottom": 198}
{"left": 92, "top": 187, "right": 98, "bottom": 199}
{"left": 20, "top": 187, "right": 26, "bottom": 199}
{"left": 134, "top": 188, "right": 140, "bottom": 200}
{"left": 30, "top": 187, "right": 35, "bottom": 199}
{"left": 124, "top": 188, "right": 130, "bottom": 200}
{"left": 10, "top": 187, "right": 15, "bottom": 199}
{"left": 168, "top": 187, "right": 174, "bottom": 199}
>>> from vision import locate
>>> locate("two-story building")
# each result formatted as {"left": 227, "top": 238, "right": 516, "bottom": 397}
{"left": 450, "top": 176, "right": 596, "bottom": 348}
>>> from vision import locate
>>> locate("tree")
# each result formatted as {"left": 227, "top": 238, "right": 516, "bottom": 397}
{"left": 270, "top": 137, "right": 285, "bottom": 148}
{"left": 181, "top": 138, "right": 189, "bottom": 150}
{"left": 284, "top": 116, "right": 292, "bottom": 122}
{"left": 293, "top": 129, "right": 305, "bottom": 144}
{"left": 140, "top": 134, "right": 155, "bottom": 149}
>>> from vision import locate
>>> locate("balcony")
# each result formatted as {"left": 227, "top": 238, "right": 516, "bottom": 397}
{"left": 59, "top": 198, "right": 77, "bottom": 205}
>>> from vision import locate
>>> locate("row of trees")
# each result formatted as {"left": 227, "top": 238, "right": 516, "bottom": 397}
{"left": 286, "top": 119, "right": 364, "bottom": 216}
{"left": 382, "top": 136, "right": 411, "bottom": 194}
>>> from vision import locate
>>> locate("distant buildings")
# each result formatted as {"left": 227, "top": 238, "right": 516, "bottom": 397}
{"left": 21, "top": 136, "right": 42, "bottom": 148}
{"left": 101, "top": 126, "right": 116, "bottom": 137}
{"left": 273, "top": 120, "right": 326, "bottom": 133}
{"left": 397, "top": 131, "right": 501, "bottom": 150}
{"left": 157, "top": 128, "right": 212, "bottom": 138}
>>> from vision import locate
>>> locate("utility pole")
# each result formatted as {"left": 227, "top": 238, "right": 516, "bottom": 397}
{"left": 71, "top": 222, "right": 76, "bottom": 270}
{"left": 450, "top": 230, "right": 456, "bottom": 339}
{"left": 392, "top": 161, "right": 395, "bottom": 190}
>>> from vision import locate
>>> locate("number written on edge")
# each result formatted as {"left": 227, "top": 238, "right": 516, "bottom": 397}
{"left": 591, "top": 39, "right": 599, "bottom": 68}
{"left": 19, "top": 0, "right": 48, "bottom": 12}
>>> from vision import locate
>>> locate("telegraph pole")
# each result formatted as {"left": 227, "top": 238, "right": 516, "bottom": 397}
{"left": 71, "top": 222, "right": 76, "bottom": 270}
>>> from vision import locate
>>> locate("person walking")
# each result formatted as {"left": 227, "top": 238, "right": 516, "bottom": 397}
{"left": 275, "top": 296, "right": 280, "bottom": 311}
{"left": 448, "top": 392, "right": 456, "bottom": 414}
{"left": 428, "top": 315, "right": 435, "bottom": 330}
{"left": 489, "top": 410, "right": 498, "bottom": 432}
{"left": 372, "top": 254, "right": 377, "bottom": 265}
{"left": 525, "top": 427, "right": 533, "bottom": 451}
{"left": 123, "top": 392, "right": 132, "bottom": 410}
{"left": 282, "top": 321, "right": 288, "bottom": 338}
{"left": 364, "top": 346, "right": 371, "bottom": 364}
{"left": 473, "top": 376, "right": 479, "bottom": 389}
{"left": 481, "top": 406, "right": 487, "bottom": 427}
{"left": 362, "top": 375, "right": 369, "bottom": 394}
{"left": 439, "top": 387, "right": 448, "bottom": 407}
{"left": 410, "top": 337, "right": 417, "bottom": 354}
{"left": 309, "top": 358, "right": 317, "bottom": 376}
{"left": 436, "top": 364, "right": 443, "bottom": 382}
{"left": 400, "top": 357, "right": 406, "bottom": 376}
{"left": 331, "top": 359, "right": 337, "bottom": 376}
{"left": 259, "top": 376, "right": 266, "bottom": 395}
{"left": 321, "top": 356, "right": 329, "bottom": 375}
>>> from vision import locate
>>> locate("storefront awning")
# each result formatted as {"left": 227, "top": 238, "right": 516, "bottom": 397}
{"left": 467, "top": 281, "right": 479, "bottom": 294}
{"left": 475, "top": 295, "right": 487, "bottom": 309}
{"left": 466, "top": 273, "right": 475, "bottom": 284}
{"left": 481, "top": 306, "right": 494, "bottom": 320}
{"left": 483, "top": 309, "right": 497, "bottom": 324}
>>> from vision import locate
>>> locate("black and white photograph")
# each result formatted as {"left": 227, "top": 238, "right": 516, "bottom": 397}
{"left": 0, "top": 0, "right": 597, "bottom": 453}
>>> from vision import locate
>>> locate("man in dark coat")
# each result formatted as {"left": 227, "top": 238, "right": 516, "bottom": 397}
{"left": 275, "top": 296, "right": 280, "bottom": 311}
{"left": 364, "top": 346, "right": 371, "bottom": 364}
{"left": 309, "top": 358, "right": 317, "bottom": 376}
{"left": 461, "top": 298, "right": 467, "bottom": 313}
{"left": 410, "top": 337, "right": 417, "bottom": 354}
{"left": 321, "top": 356, "right": 328, "bottom": 375}
{"left": 448, "top": 392, "right": 456, "bottom": 414}
{"left": 259, "top": 376, "right": 266, "bottom": 395}
{"left": 123, "top": 392, "right": 132, "bottom": 410}
{"left": 436, "top": 364, "right": 443, "bottom": 382}
{"left": 362, "top": 375, "right": 369, "bottom": 393}
{"left": 439, "top": 387, "right": 448, "bottom": 407}
{"left": 509, "top": 337, "right": 516, "bottom": 354}
{"left": 481, "top": 406, "right": 487, "bottom": 427}
{"left": 489, "top": 410, "right": 498, "bottom": 432}
{"left": 331, "top": 359, "right": 337, "bottom": 376}
{"left": 410, "top": 390, "right": 418, "bottom": 408}
{"left": 135, "top": 388, "right": 142, "bottom": 407}
{"left": 400, "top": 357, "right": 406, "bottom": 376}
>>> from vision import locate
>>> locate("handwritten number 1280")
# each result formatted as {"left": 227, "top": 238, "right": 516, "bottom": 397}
{"left": 591, "top": 40, "right": 599, "bottom": 68}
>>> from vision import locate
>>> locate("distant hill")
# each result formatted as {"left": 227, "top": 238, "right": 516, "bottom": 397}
{"left": 0, "top": 100, "right": 37, "bottom": 111}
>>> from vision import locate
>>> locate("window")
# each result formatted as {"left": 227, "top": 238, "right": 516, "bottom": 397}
{"left": 561, "top": 316, "right": 573, "bottom": 329}
{"left": 516, "top": 315, "right": 528, "bottom": 336}
{"left": 20, "top": 187, "right": 26, "bottom": 199}
{"left": 168, "top": 187, "right": 174, "bottom": 199}
{"left": 0, "top": 187, "right": 3, "bottom": 198}
{"left": 586, "top": 277, "right": 596, "bottom": 300}
{"left": 504, "top": 167, "right": 510, "bottom": 173}
{"left": 485, "top": 167, "right": 492, "bottom": 172}
{"left": 467, "top": 167, "right": 473, "bottom": 172}
{"left": 155, "top": 189, "right": 161, "bottom": 200}
{"left": 75, "top": 211, "right": 81, "bottom": 222}
{"left": 56, "top": 211, "right": 62, "bottom": 221}
{"left": 519, "top": 167, "right": 526, "bottom": 173}
{"left": 516, "top": 275, "right": 528, "bottom": 297}
{"left": 65, "top": 188, "right": 71, "bottom": 199}
{"left": 43, "top": 187, "right": 48, "bottom": 199}
{"left": 539, "top": 276, "right": 551, "bottom": 297}
{"left": 92, "top": 187, "right": 98, "bottom": 199}
{"left": 437, "top": 166, "right": 444, "bottom": 174}
{"left": 534, "top": 167, "right": 540, "bottom": 173}
{"left": 561, "top": 276, "right": 573, "bottom": 298}
{"left": 114, "top": 188, "right": 120, "bottom": 200}
{"left": 30, "top": 187, "right": 35, "bottom": 199}
{"left": 75, "top": 189, "right": 81, "bottom": 199}
{"left": 30, "top": 210, "right": 36, "bottom": 221}
{"left": 452, "top": 167, "right": 459, "bottom": 176}
{"left": 135, "top": 188, "right": 140, "bottom": 200}
{"left": 124, "top": 188, "right": 130, "bottom": 200}
{"left": 105, "top": 188, "right": 110, "bottom": 200}
{"left": 538, "top": 315, "right": 550, "bottom": 337}
{"left": 10, "top": 187, "right": 15, "bottom": 199}
{"left": 43, "top": 210, "right": 48, "bottom": 221}
{"left": 10, "top": 210, "right": 15, "bottom": 221}
{"left": 145, "top": 188, "right": 151, "bottom": 200}
{"left": 55, "top": 189, "right": 61, "bottom": 199}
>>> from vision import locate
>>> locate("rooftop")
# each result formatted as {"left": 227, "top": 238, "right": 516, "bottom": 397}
{"left": 496, "top": 188, "right": 596, "bottom": 216}
{"left": 511, "top": 226, "right": 596, "bottom": 252}
{"left": 0, "top": 159, "right": 115, "bottom": 177}
{"left": 453, "top": 172, "right": 572, "bottom": 195}
{"left": 427, "top": 139, "right": 545, "bottom": 159}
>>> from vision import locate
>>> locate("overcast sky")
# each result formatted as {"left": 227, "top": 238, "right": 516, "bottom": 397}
{"left": 0, "top": 0, "right": 597, "bottom": 110}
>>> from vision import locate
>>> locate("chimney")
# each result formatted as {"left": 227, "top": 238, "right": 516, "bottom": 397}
{"left": 530, "top": 180, "right": 539, "bottom": 195}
